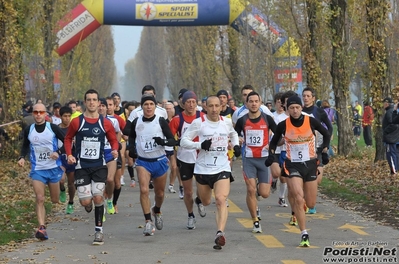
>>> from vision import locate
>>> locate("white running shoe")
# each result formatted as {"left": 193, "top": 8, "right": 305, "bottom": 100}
{"left": 187, "top": 216, "right": 196, "bottom": 230}
{"left": 168, "top": 185, "right": 176, "bottom": 193}
{"left": 252, "top": 221, "right": 262, "bottom": 233}
{"left": 120, "top": 175, "right": 125, "bottom": 186}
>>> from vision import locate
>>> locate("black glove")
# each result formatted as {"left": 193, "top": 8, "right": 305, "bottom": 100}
{"left": 201, "top": 139, "right": 212, "bottom": 151}
{"left": 264, "top": 155, "right": 275, "bottom": 167}
{"left": 153, "top": 137, "right": 165, "bottom": 146}
{"left": 233, "top": 145, "right": 241, "bottom": 157}
{"left": 176, "top": 139, "right": 181, "bottom": 147}
{"left": 322, "top": 152, "right": 329, "bottom": 165}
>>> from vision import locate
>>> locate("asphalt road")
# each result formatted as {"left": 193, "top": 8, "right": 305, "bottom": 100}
{"left": 1, "top": 159, "right": 398, "bottom": 264}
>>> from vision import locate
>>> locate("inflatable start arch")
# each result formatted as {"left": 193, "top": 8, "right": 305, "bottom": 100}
{"left": 56, "top": 0, "right": 301, "bottom": 93}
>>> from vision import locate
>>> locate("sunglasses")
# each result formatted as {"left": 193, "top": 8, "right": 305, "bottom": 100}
{"left": 33, "top": 110, "right": 46, "bottom": 115}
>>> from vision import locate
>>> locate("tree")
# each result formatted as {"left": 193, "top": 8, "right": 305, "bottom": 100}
{"left": 365, "top": 0, "right": 390, "bottom": 161}
{"left": 329, "top": 0, "right": 357, "bottom": 156}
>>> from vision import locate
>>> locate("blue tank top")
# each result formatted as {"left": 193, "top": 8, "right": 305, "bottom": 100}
{"left": 75, "top": 115, "right": 106, "bottom": 169}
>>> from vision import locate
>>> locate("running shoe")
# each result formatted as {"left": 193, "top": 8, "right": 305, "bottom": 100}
{"left": 196, "top": 200, "right": 206, "bottom": 217}
{"left": 306, "top": 207, "right": 317, "bottom": 214}
{"left": 213, "top": 231, "right": 226, "bottom": 250}
{"left": 92, "top": 231, "right": 104, "bottom": 245}
{"left": 252, "top": 221, "right": 262, "bottom": 233}
{"left": 256, "top": 207, "right": 261, "bottom": 220}
{"left": 130, "top": 179, "right": 136, "bottom": 188}
{"left": 168, "top": 184, "right": 176, "bottom": 193}
{"left": 271, "top": 180, "right": 277, "bottom": 193}
{"left": 66, "top": 203, "right": 74, "bottom": 214}
{"left": 299, "top": 234, "right": 310, "bottom": 247}
{"left": 178, "top": 186, "right": 184, "bottom": 199}
{"left": 85, "top": 202, "right": 93, "bottom": 213}
{"left": 59, "top": 190, "right": 66, "bottom": 203}
{"left": 35, "top": 225, "right": 48, "bottom": 241}
{"left": 278, "top": 198, "right": 288, "bottom": 207}
{"left": 107, "top": 199, "right": 115, "bottom": 214}
{"left": 143, "top": 221, "right": 155, "bottom": 236}
{"left": 152, "top": 207, "right": 163, "bottom": 230}
{"left": 149, "top": 181, "right": 154, "bottom": 189}
{"left": 120, "top": 176, "right": 125, "bottom": 186}
{"left": 289, "top": 215, "right": 298, "bottom": 226}
{"left": 304, "top": 204, "right": 309, "bottom": 213}
{"left": 187, "top": 216, "right": 196, "bottom": 230}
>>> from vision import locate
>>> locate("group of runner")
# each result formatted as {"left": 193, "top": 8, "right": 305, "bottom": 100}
{"left": 18, "top": 84, "right": 331, "bottom": 249}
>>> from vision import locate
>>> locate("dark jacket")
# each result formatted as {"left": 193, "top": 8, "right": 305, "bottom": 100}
{"left": 383, "top": 104, "right": 399, "bottom": 143}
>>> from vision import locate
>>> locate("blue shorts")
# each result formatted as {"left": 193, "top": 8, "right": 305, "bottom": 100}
{"left": 30, "top": 167, "right": 63, "bottom": 184}
{"left": 61, "top": 154, "right": 75, "bottom": 173}
{"left": 135, "top": 156, "right": 169, "bottom": 179}
{"left": 104, "top": 149, "right": 115, "bottom": 163}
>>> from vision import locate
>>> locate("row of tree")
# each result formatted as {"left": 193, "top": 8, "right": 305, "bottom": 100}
{"left": 0, "top": 0, "right": 116, "bottom": 121}
{"left": 125, "top": 0, "right": 398, "bottom": 159}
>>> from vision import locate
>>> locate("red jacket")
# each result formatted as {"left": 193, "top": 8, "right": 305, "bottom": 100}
{"left": 362, "top": 105, "right": 374, "bottom": 127}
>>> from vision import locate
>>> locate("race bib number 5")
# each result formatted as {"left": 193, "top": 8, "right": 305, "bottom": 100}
{"left": 290, "top": 143, "right": 310, "bottom": 162}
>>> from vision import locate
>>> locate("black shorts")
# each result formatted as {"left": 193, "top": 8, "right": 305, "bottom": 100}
{"left": 283, "top": 159, "right": 318, "bottom": 182}
{"left": 194, "top": 171, "right": 232, "bottom": 189}
{"left": 166, "top": 150, "right": 174, "bottom": 157}
{"left": 74, "top": 166, "right": 107, "bottom": 187}
{"left": 177, "top": 159, "right": 195, "bottom": 181}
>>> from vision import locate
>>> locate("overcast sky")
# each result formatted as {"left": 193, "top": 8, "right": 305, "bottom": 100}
{"left": 113, "top": 25, "right": 143, "bottom": 76}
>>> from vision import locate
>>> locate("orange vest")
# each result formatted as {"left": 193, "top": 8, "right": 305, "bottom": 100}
{"left": 284, "top": 115, "right": 316, "bottom": 162}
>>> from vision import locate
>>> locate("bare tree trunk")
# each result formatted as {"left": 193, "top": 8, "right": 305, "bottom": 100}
{"left": 330, "top": 0, "right": 356, "bottom": 156}
{"left": 365, "top": 0, "right": 390, "bottom": 162}
{"left": 42, "top": 0, "right": 55, "bottom": 103}
{"left": 304, "top": 0, "right": 322, "bottom": 92}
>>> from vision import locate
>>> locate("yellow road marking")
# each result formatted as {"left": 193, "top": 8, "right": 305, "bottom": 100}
{"left": 282, "top": 260, "right": 306, "bottom": 264}
{"left": 275, "top": 213, "right": 334, "bottom": 220}
{"left": 236, "top": 218, "right": 253, "bottom": 228}
{"left": 338, "top": 224, "right": 369, "bottom": 235}
{"left": 227, "top": 198, "right": 243, "bottom": 213}
{"left": 256, "top": 235, "right": 284, "bottom": 248}
{"left": 280, "top": 223, "right": 303, "bottom": 234}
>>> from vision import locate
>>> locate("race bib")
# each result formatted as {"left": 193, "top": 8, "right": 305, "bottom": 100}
{"left": 290, "top": 143, "right": 310, "bottom": 162}
{"left": 140, "top": 135, "right": 159, "bottom": 152}
{"left": 81, "top": 140, "right": 100, "bottom": 159}
{"left": 34, "top": 146, "right": 52, "bottom": 162}
{"left": 205, "top": 151, "right": 224, "bottom": 167}
{"left": 246, "top": 129, "right": 263, "bottom": 146}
